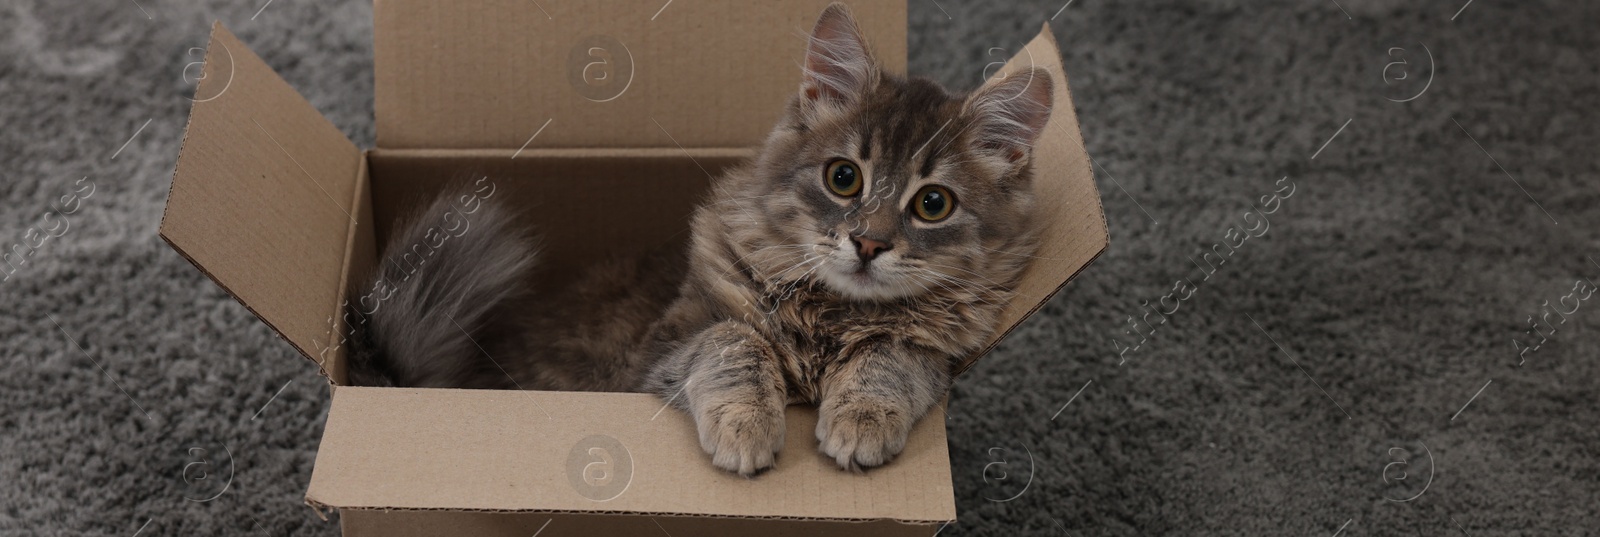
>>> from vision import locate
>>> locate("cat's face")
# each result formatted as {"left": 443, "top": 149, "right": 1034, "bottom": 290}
{"left": 728, "top": 5, "right": 1054, "bottom": 303}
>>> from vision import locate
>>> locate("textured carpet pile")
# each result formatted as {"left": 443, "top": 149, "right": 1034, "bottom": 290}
{"left": 2, "top": 1, "right": 1596, "bottom": 535}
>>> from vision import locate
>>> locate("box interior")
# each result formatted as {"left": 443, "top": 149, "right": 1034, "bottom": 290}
{"left": 322, "top": 147, "right": 748, "bottom": 385}
{"left": 364, "top": 148, "right": 746, "bottom": 291}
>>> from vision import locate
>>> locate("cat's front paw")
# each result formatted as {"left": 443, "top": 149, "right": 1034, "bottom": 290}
{"left": 696, "top": 402, "right": 785, "bottom": 477}
{"left": 816, "top": 400, "right": 912, "bottom": 472}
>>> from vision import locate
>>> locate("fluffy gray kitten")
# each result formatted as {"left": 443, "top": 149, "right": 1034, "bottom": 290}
{"left": 347, "top": 3, "right": 1054, "bottom": 475}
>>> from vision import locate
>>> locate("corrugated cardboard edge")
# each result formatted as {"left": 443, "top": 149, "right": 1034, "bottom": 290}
{"left": 156, "top": 20, "right": 366, "bottom": 381}
{"left": 324, "top": 154, "right": 373, "bottom": 388}
{"left": 159, "top": 21, "right": 361, "bottom": 383}
{"left": 955, "top": 23, "right": 1110, "bottom": 376}
{"left": 156, "top": 23, "right": 293, "bottom": 371}
{"left": 367, "top": 147, "right": 758, "bottom": 161}
{"left": 155, "top": 236, "right": 335, "bottom": 381}
{"left": 312, "top": 505, "right": 946, "bottom": 525}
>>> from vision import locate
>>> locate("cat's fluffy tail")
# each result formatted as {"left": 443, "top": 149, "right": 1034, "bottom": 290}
{"left": 344, "top": 185, "right": 537, "bottom": 389}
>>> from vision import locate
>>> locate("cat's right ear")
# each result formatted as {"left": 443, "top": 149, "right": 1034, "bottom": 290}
{"left": 800, "top": 3, "right": 876, "bottom": 113}
{"left": 962, "top": 67, "right": 1054, "bottom": 165}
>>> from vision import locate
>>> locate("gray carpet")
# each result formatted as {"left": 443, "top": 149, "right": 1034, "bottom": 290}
{"left": 3, "top": 0, "right": 1596, "bottom": 535}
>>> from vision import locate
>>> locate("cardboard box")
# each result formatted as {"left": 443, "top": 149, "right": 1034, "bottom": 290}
{"left": 159, "top": 2, "right": 1107, "bottom": 535}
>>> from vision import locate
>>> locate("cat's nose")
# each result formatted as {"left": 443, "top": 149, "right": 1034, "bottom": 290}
{"left": 851, "top": 236, "right": 892, "bottom": 262}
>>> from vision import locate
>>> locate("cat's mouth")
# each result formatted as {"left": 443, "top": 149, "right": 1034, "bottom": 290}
{"left": 834, "top": 268, "right": 891, "bottom": 300}
{"left": 808, "top": 235, "right": 920, "bottom": 302}
{"left": 817, "top": 256, "right": 916, "bottom": 303}
{"left": 848, "top": 264, "right": 876, "bottom": 283}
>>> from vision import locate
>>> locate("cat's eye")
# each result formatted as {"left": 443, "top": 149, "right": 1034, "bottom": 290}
{"left": 912, "top": 185, "right": 955, "bottom": 222}
{"left": 824, "top": 159, "right": 862, "bottom": 197}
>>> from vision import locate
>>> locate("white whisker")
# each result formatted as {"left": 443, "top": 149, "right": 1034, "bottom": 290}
{"left": 908, "top": 270, "right": 1000, "bottom": 306}
{"left": 705, "top": 193, "right": 781, "bottom": 209}
{"left": 916, "top": 261, "right": 1013, "bottom": 291}
{"left": 913, "top": 272, "right": 999, "bottom": 308}
{"left": 978, "top": 244, "right": 1060, "bottom": 261}
{"left": 722, "top": 244, "right": 816, "bottom": 278}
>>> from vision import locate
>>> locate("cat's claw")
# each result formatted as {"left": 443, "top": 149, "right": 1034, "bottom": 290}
{"left": 816, "top": 403, "right": 910, "bottom": 472}
{"left": 696, "top": 403, "right": 785, "bottom": 477}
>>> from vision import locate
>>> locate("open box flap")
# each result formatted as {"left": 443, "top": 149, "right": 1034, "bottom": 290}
{"left": 957, "top": 24, "right": 1110, "bottom": 375}
{"left": 307, "top": 387, "right": 955, "bottom": 523}
{"left": 371, "top": 0, "right": 907, "bottom": 150}
{"left": 160, "top": 22, "right": 363, "bottom": 375}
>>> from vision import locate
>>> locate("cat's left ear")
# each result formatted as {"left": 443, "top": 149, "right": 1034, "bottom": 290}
{"left": 800, "top": 3, "right": 877, "bottom": 112}
{"left": 963, "top": 67, "right": 1054, "bottom": 164}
